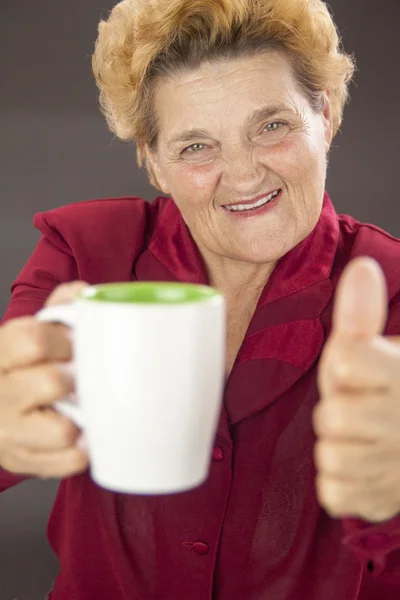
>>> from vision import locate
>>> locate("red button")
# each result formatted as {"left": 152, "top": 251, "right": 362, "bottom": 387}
{"left": 193, "top": 542, "right": 210, "bottom": 556}
{"left": 212, "top": 446, "right": 224, "bottom": 462}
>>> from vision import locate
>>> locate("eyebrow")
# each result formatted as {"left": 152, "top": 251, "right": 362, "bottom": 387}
{"left": 168, "top": 104, "right": 291, "bottom": 147}
{"left": 249, "top": 104, "right": 291, "bottom": 125}
{"left": 169, "top": 128, "right": 212, "bottom": 146}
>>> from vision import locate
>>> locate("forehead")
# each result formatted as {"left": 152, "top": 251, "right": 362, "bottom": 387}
{"left": 152, "top": 51, "right": 306, "bottom": 133}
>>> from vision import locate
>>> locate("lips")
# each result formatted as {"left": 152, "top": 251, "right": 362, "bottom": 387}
{"left": 223, "top": 189, "right": 280, "bottom": 207}
{"left": 223, "top": 189, "right": 281, "bottom": 212}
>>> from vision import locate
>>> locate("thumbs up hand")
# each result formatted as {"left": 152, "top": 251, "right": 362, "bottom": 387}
{"left": 313, "top": 257, "right": 400, "bottom": 523}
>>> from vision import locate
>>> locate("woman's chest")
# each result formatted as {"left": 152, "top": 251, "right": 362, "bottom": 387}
{"left": 226, "top": 315, "right": 251, "bottom": 377}
{"left": 225, "top": 300, "right": 258, "bottom": 376}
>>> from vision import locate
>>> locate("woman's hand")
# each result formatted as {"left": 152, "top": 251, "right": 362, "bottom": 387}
{"left": 314, "top": 257, "right": 400, "bottom": 523}
{"left": 0, "top": 282, "right": 90, "bottom": 479}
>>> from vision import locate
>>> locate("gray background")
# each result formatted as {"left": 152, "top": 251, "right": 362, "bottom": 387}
{"left": 0, "top": 1, "right": 399, "bottom": 598}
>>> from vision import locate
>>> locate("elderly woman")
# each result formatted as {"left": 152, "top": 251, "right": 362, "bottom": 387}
{"left": 0, "top": 0, "right": 400, "bottom": 598}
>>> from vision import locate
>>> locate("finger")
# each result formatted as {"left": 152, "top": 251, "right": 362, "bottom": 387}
{"left": 320, "top": 336, "right": 400, "bottom": 392}
{"left": 45, "top": 281, "right": 90, "bottom": 308}
{"left": 316, "top": 474, "right": 363, "bottom": 518}
{"left": 313, "top": 393, "right": 400, "bottom": 441}
{"left": 332, "top": 257, "right": 388, "bottom": 341}
{"left": 3, "top": 444, "right": 89, "bottom": 479}
{"left": 316, "top": 474, "right": 400, "bottom": 522}
{"left": 0, "top": 362, "right": 75, "bottom": 412}
{"left": 314, "top": 439, "right": 392, "bottom": 481}
{"left": 5, "top": 409, "right": 81, "bottom": 451}
{"left": 0, "top": 318, "right": 72, "bottom": 372}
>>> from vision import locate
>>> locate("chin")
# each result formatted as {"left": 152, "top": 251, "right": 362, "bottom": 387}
{"left": 232, "top": 235, "right": 294, "bottom": 265}
{"left": 231, "top": 247, "right": 286, "bottom": 266}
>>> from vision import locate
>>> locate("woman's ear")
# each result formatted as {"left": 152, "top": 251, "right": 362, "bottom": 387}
{"left": 144, "top": 146, "right": 171, "bottom": 195}
{"left": 321, "top": 91, "right": 334, "bottom": 151}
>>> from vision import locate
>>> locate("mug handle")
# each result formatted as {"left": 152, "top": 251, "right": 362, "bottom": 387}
{"left": 36, "top": 304, "right": 85, "bottom": 430}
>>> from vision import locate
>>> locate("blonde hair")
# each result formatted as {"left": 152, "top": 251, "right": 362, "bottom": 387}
{"left": 92, "top": 0, "right": 355, "bottom": 189}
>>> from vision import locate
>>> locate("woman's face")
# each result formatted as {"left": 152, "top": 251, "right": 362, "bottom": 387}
{"left": 147, "top": 51, "right": 333, "bottom": 265}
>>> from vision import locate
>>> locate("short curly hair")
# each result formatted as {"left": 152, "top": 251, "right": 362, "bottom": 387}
{"left": 92, "top": 0, "right": 355, "bottom": 189}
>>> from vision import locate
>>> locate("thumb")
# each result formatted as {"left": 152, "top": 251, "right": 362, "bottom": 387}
{"left": 332, "top": 257, "right": 388, "bottom": 340}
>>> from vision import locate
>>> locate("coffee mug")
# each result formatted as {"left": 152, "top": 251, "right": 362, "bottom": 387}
{"left": 36, "top": 282, "right": 226, "bottom": 495}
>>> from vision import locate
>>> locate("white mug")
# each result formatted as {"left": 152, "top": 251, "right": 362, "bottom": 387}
{"left": 36, "top": 282, "right": 226, "bottom": 495}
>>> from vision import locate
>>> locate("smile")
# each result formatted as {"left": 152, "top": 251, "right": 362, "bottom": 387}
{"left": 224, "top": 190, "right": 281, "bottom": 212}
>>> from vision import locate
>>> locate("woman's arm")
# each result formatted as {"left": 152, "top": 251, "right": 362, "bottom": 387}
{"left": 0, "top": 229, "right": 79, "bottom": 492}
{"left": 340, "top": 300, "right": 400, "bottom": 582}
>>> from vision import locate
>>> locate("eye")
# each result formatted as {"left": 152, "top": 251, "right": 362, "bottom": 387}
{"left": 183, "top": 143, "right": 207, "bottom": 153}
{"left": 263, "top": 121, "right": 284, "bottom": 132}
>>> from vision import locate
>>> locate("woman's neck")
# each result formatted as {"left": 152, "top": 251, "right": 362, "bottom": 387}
{"left": 203, "top": 252, "right": 277, "bottom": 306}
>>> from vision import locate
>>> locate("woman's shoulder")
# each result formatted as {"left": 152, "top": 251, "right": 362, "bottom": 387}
{"left": 31, "top": 195, "right": 174, "bottom": 260}
{"left": 337, "top": 212, "right": 400, "bottom": 302}
{"left": 33, "top": 195, "right": 171, "bottom": 247}
{"left": 337, "top": 212, "right": 400, "bottom": 258}
{"left": 1, "top": 195, "right": 175, "bottom": 323}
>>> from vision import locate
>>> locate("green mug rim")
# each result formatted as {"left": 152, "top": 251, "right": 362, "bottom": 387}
{"left": 78, "top": 282, "right": 223, "bottom": 305}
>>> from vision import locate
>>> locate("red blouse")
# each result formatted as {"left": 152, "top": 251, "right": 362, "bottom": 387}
{"left": 1, "top": 192, "right": 400, "bottom": 599}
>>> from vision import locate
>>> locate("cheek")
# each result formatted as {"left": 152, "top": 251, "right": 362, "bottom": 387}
{"left": 266, "top": 133, "right": 327, "bottom": 183}
{"left": 169, "top": 163, "right": 219, "bottom": 209}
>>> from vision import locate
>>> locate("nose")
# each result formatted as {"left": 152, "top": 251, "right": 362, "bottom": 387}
{"left": 220, "top": 145, "right": 266, "bottom": 198}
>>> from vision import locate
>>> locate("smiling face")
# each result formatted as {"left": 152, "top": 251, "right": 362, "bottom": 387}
{"left": 146, "top": 51, "right": 333, "bottom": 268}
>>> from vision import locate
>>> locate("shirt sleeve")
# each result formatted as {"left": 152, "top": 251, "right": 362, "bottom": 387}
{"left": 0, "top": 226, "right": 79, "bottom": 492}
{"left": 341, "top": 301, "right": 400, "bottom": 583}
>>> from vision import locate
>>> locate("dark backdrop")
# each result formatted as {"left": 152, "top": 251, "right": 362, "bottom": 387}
{"left": 0, "top": 1, "right": 399, "bottom": 598}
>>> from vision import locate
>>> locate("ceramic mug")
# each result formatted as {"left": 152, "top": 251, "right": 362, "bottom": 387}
{"left": 36, "top": 282, "right": 226, "bottom": 495}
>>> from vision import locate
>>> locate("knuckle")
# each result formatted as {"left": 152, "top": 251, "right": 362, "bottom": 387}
{"left": 312, "top": 404, "right": 333, "bottom": 437}
{"left": 361, "top": 502, "right": 391, "bottom": 523}
{"left": 317, "top": 476, "right": 346, "bottom": 516}
{"left": 313, "top": 440, "right": 325, "bottom": 470}
{"left": 40, "top": 366, "right": 71, "bottom": 401}
{"left": 0, "top": 448, "right": 27, "bottom": 475}
{"left": 44, "top": 450, "right": 88, "bottom": 479}
{"left": 315, "top": 441, "right": 341, "bottom": 475}
{"left": 325, "top": 504, "right": 343, "bottom": 519}
{"left": 328, "top": 449, "right": 345, "bottom": 476}
{"left": 312, "top": 405, "right": 323, "bottom": 435}
{"left": 69, "top": 449, "right": 89, "bottom": 473}
{"left": 52, "top": 420, "right": 79, "bottom": 447}
{"left": 16, "top": 450, "right": 53, "bottom": 479}
{"left": 20, "top": 323, "right": 49, "bottom": 363}
{"left": 1, "top": 316, "right": 32, "bottom": 335}
{"left": 316, "top": 403, "right": 345, "bottom": 437}
{"left": 328, "top": 404, "right": 346, "bottom": 435}
{"left": 0, "top": 318, "right": 44, "bottom": 367}
{"left": 332, "top": 360, "right": 352, "bottom": 386}
{"left": 37, "top": 466, "right": 58, "bottom": 480}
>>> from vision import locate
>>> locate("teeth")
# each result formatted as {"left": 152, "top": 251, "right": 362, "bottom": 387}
{"left": 225, "top": 190, "right": 280, "bottom": 212}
